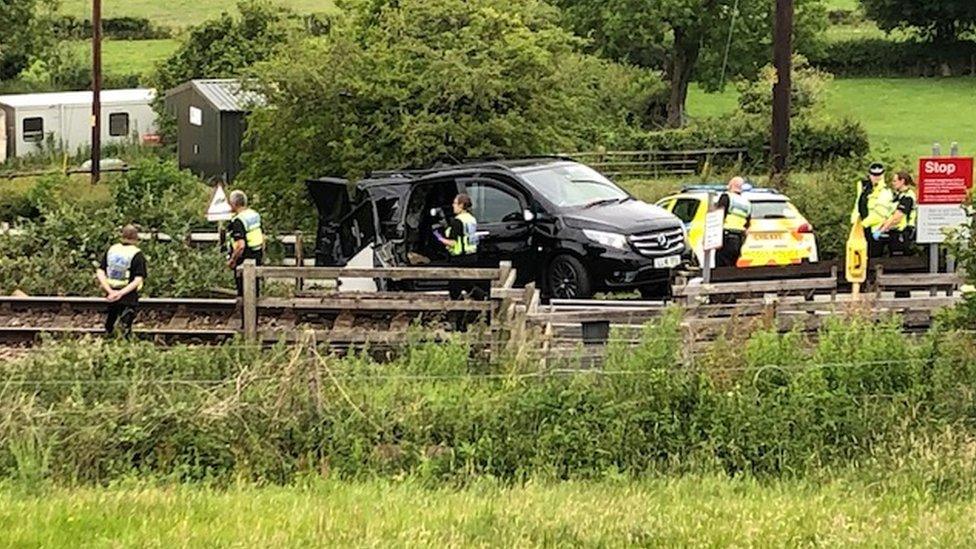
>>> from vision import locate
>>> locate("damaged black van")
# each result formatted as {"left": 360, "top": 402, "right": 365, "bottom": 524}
{"left": 306, "top": 158, "right": 688, "bottom": 299}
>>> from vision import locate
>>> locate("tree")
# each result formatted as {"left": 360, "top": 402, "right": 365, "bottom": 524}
{"left": 0, "top": 0, "right": 57, "bottom": 81}
{"left": 552, "top": 0, "right": 827, "bottom": 127}
{"left": 861, "top": 0, "right": 976, "bottom": 43}
{"left": 240, "top": 0, "right": 664, "bottom": 229}
{"left": 150, "top": 0, "right": 304, "bottom": 142}
{"left": 737, "top": 55, "right": 832, "bottom": 118}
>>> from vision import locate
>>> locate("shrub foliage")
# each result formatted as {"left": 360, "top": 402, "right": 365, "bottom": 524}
{"left": 2, "top": 314, "right": 976, "bottom": 486}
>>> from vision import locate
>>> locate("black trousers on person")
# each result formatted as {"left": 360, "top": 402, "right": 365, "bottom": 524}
{"left": 105, "top": 302, "right": 137, "bottom": 338}
{"left": 717, "top": 231, "right": 745, "bottom": 268}
{"left": 864, "top": 227, "right": 886, "bottom": 258}
{"left": 234, "top": 254, "right": 263, "bottom": 297}
{"left": 446, "top": 254, "right": 489, "bottom": 332}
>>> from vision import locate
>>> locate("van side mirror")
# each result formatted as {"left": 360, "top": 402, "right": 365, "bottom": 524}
{"left": 523, "top": 209, "right": 535, "bottom": 222}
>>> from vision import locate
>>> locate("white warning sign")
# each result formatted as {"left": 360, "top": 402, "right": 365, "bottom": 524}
{"left": 206, "top": 183, "right": 233, "bottom": 221}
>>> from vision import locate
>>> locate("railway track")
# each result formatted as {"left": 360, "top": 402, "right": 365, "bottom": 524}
{"left": 0, "top": 294, "right": 469, "bottom": 347}
{"left": 0, "top": 287, "right": 964, "bottom": 361}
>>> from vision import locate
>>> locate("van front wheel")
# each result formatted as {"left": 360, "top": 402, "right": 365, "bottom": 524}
{"left": 546, "top": 254, "right": 592, "bottom": 299}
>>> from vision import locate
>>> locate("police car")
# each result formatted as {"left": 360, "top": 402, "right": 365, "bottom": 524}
{"left": 656, "top": 185, "right": 819, "bottom": 268}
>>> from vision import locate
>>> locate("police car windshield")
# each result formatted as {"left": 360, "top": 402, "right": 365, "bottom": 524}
{"left": 519, "top": 164, "right": 629, "bottom": 208}
{"left": 750, "top": 200, "right": 797, "bottom": 220}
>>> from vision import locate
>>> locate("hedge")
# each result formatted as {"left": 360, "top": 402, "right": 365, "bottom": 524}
{"left": 631, "top": 115, "right": 869, "bottom": 171}
{"left": 810, "top": 38, "right": 976, "bottom": 78}
{"left": 52, "top": 16, "right": 171, "bottom": 41}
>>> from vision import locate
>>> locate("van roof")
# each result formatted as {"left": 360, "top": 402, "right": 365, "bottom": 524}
{"left": 0, "top": 88, "right": 156, "bottom": 109}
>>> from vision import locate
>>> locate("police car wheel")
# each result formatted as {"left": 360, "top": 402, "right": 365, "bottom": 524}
{"left": 546, "top": 254, "right": 592, "bottom": 299}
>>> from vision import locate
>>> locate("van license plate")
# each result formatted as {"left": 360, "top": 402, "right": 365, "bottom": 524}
{"left": 653, "top": 255, "right": 681, "bottom": 269}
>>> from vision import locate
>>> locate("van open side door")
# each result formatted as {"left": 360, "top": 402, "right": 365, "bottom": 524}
{"left": 305, "top": 177, "right": 377, "bottom": 266}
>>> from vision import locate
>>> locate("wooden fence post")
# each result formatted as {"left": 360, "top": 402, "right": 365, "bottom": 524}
{"left": 294, "top": 231, "right": 304, "bottom": 291}
{"left": 242, "top": 259, "right": 258, "bottom": 343}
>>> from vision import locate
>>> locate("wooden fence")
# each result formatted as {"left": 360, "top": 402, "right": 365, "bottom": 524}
{"left": 565, "top": 148, "right": 749, "bottom": 179}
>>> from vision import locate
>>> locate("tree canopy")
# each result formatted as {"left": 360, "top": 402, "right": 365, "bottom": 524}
{"left": 0, "top": 0, "right": 56, "bottom": 81}
{"left": 861, "top": 0, "right": 976, "bottom": 43}
{"left": 240, "top": 0, "right": 663, "bottom": 229}
{"left": 551, "top": 0, "right": 827, "bottom": 127}
{"left": 152, "top": 0, "right": 301, "bottom": 94}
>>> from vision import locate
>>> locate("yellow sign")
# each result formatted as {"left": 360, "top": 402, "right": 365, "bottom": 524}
{"left": 845, "top": 220, "right": 868, "bottom": 284}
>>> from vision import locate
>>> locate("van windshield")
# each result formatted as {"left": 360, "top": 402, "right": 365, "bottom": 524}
{"left": 519, "top": 163, "right": 629, "bottom": 208}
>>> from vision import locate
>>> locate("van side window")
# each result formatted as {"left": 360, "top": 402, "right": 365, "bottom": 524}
{"left": 109, "top": 113, "right": 130, "bottom": 137}
{"left": 23, "top": 117, "right": 44, "bottom": 142}
{"left": 466, "top": 183, "right": 522, "bottom": 223}
{"left": 671, "top": 198, "right": 701, "bottom": 224}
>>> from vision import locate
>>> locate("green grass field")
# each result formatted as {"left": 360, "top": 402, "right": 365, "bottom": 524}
{"left": 59, "top": 0, "right": 337, "bottom": 27}
{"left": 69, "top": 39, "right": 179, "bottom": 78}
{"left": 688, "top": 77, "right": 976, "bottom": 158}
{"left": 3, "top": 477, "right": 975, "bottom": 546}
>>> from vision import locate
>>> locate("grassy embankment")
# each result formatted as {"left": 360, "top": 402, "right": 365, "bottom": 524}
{"left": 58, "top": 0, "right": 337, "bottom": 28}
{"left": 687, "top": 78, "right": 976, "bottom": 160}
{"left": 3, "top": 477, "right": 976, "bottom": 546}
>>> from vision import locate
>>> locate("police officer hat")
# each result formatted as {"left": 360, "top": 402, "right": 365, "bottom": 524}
{"left": 868, "top": 163, "right": 885, "bottom": 176}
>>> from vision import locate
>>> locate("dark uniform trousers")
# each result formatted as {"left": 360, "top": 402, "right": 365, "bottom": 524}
{"left": 448, "top": 254, "right": 489, "bottom": 332}
{"left": 234, "top": 254, "right": 263, "bottom": 297}
{"left": 717, "top": 231, "right": 746, "bottom": 268}
{"left": 106, "top": 302, "right": 137, "bottom": 338}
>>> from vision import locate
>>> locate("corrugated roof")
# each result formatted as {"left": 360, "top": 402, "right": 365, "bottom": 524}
{"left": 0, "top": 88, "right": 155, "bottom": 109}
{"left": 168, "top": 79, "right": 265, "bottom": 112}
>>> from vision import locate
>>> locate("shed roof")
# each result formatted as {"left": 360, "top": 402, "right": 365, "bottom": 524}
{"left": 165, "top": 79, "right": 265, "bottom": 112}
{"left": 0, "top": 88, "right": 156, "bottom": 109}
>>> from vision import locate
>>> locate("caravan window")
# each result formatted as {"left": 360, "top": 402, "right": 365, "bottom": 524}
{"left": 23, "top": 117, "right": 43, "bottom": 142}
{"left": 109, "top": 113, "right": 129, "bottom": 137}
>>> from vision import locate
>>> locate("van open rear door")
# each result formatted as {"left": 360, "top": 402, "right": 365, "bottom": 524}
{"left": 305, "top": 177, "right": 377, "bottom": 266}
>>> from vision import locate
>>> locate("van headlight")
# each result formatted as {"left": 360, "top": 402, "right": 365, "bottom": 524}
{"left": 582, "top": 229, "right": 629, "bottom": 251}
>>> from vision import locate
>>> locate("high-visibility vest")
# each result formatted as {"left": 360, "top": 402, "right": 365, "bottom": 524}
{"left": 723, "top": 192, "right": 751, "bottom": 232}
{"left": 232, "top": 208, "right": 265, "bottom": 251}
{"left": 447, "top": 211, "right": 478, "bottom": 256}
{"left": 851, "top": 180, "right": 894, "bottom": 230}
{"left": 893, "top": 188, "right": 917, "bottom": 231}
{"left": 105, "top": 243, "right": 143, "bottom": 290}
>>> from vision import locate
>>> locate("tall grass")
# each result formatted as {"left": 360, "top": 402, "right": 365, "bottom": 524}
{"left": 3, "top": 475, "right": 976, "bottom": 546}
{"left": 2, "top": 313, "right": 976, "bottom": 486}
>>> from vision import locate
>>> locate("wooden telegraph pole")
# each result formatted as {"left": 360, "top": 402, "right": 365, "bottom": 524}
{"left": 771, "top": 0, "right": 793, "bottom": 178}
{"left": 91, "top": 0, "right": 102, "bottom": 184}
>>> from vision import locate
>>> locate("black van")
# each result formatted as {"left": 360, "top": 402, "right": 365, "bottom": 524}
{"left": 306, "top": 158, "right": 688, "bottom": 299}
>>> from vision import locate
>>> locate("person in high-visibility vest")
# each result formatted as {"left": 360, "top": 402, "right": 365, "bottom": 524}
{"left": 434, "top": 193, "right": 484, "bottom": 329}
{"left": 877, "top": 171, "right": 918, "bottom": 256}
{"left": 851, "top": 162, "right": 895, "bottom": 258}
{"left": 96, "top": 224, "right": 147, "bottom": 337}
{"left": 226, "top": 190, "right": 265, "bottom": 297}
{"left": 716, "top": 176, "right": 752, "bottom": 268}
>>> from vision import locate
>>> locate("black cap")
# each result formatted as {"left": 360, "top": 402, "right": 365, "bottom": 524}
{"left": 869, "top": 163, "right": 885, "bottom": 176}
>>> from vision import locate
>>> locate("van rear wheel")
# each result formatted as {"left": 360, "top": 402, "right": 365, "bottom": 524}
{"left": 546, "top": 254, "right": 592, "bottom": 299}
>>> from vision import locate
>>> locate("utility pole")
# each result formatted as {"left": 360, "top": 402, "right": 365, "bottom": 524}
{"left": 91, "top": 0, "right": 102, "bottom": 184}
{"left": 771, "top": 0, "right": 793, "bottom": 178}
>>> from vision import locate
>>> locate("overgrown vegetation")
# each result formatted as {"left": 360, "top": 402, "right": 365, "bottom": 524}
{"left": 0, "top": 161, "right": 232, "bottom": 297}
{"left": 3, "top": 313, "right": 976, "bottom": 485}
{"left": 242, "top": 0, "right": 666, "bottom": 229}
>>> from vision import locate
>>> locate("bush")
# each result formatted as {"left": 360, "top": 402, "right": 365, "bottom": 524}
{"left": 111, "top": 159, "right": 211, "bottom": 234}
{"left": 809, "top": 38, "right": 976, "bottom": 77}
{"left": 2, "top": 315, "right": 976, "bottom": 485}
{"left": 0, "top": 166, "right": 230, "bottom": 297}
{"left": 52, "top": 16, "right": 171, "bottom": 40}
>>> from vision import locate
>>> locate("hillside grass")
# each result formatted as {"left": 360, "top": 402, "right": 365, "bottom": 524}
{"left": 68, "top": 39, "right": 179, "bottom": 79}
{"left": 3, "top": 477, "right": 976, "bottom": 546}
{"left": 688, "top": 77, "right": 976, "bottom": 159}
{"left": 58, "top": 0, "right": 338, "bottom": 28}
